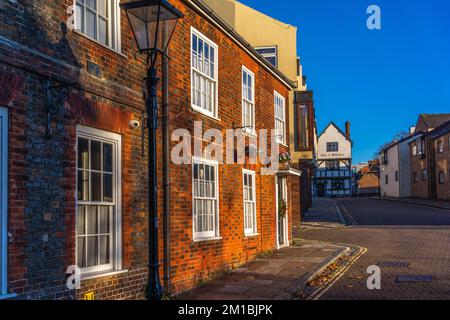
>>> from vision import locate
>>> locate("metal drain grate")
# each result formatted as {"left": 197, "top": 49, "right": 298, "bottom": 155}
{"left": 378, "top": 261, "right": 410, "bottom": 268}
{"left": 396, "top": 275, "right": 434, "bottom": 283}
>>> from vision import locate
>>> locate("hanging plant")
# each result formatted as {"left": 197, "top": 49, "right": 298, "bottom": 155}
{"left": 279, "top": 151, "right": 291, "bottom": 163}
{"left": 278, "top": 199, "right": 287, "bottom": 218}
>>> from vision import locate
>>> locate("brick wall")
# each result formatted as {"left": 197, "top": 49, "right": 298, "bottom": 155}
{"left": 165, "top": 0, "right": 292, "bottom": 294}
{"left": 434, "top": 133, "right": 450, "bottom": 201}
{"left": 1, "top": 0, "right": 293, "bottom": 299}
{"left": 1, "top": 0, "right": 150, "bottom": 299}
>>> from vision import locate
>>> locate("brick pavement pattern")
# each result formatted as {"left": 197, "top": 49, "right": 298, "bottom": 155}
{"left": 178, "top": 242, "right": 346, "bottom": 300}
{"left": 299, "top": 198, "right": 450, "bottom": 300}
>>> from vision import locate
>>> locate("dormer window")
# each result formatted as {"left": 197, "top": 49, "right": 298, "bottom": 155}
{"left": 255, "top": 46, "right": 278, "bottom": 67}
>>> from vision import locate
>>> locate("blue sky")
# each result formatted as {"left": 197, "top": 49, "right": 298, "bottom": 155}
{"left": 239, "top": 0, "right": 450, "bottom": 163}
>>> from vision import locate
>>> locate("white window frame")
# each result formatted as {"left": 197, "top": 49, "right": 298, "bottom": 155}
{"left": 76, "top": 125, "right": 122, "bottom": 276}
{"left": 274, "top": 91, "right": 286, "bottom": 145}
{"left": 74, "top": 0, "right": 122, "bottom": 52}
{"left": 190, "top": 27, "right": 219, "bottom": 120}
{"left": 243, "top": 169, "right": 257, "bottom": 236}
{"left": 192, "top": 157, "right": 220, "bottom": 241}
{"left": 0, "top": 107, "right": 8, "bottom": 296}
{"left": 242, "top": 66, "right": 256, "bottom": 134}
{"left": 255, "top": 46, "right": 278, "bottom": 68}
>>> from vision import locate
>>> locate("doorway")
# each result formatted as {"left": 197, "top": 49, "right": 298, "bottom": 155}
{"left": 317, "top": 183, "right": 325, "bottom": 197}
{"left": 276, "top": 176, "right": 288, "bottom": 248}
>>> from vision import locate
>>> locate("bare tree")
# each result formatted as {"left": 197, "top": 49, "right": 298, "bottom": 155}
{"left": 373, "top": 130, "right": 410, "bottom": 159}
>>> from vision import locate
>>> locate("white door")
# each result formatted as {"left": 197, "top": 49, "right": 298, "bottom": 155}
{"left": 0, "top": 107, "right": 8, "bottom": 295}
{"left": 276, "top": 176, "right": 288, "bottom": 249}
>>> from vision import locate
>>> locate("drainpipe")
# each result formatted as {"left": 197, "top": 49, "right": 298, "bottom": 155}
{"left": 162, "top": 48, "right": 171, "bottom": 295}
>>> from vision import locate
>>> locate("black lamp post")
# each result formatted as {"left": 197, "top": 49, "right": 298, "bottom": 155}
{"left": 121, "top": 0, "right": 183, "bottom": 300}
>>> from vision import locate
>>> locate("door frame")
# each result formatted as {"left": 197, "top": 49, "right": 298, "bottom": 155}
{"left": 275, "top": 176, "right": 289, "bottom": 249}
{"left": 0, "top": 107, "right": 8, "bottom": 296}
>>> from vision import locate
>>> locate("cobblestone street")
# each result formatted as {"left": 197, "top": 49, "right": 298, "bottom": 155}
{"left": 299, "top": 198, "right": 450, "bottom": 300}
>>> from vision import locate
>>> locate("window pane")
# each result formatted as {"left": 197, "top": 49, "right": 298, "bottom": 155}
{"left": 103, "top": 173, "right": 113, "bottom": 202}
{"left": 87, "top": 206, "right": 98, "bottom": 235}
{"left": 210, "top": 47, "right": 215, "bottom": 77}
{"left": 91, "top": 172, "right": 102, "bottom": 201}
{"left": 103, "top": 143, "right": 113, "bottom": 172}
{"left": 77, "top": 205, "right": 86, "bottom": 235}
{"left": 78, "top": 138, "right": 89, "bottom": 169}
{"left": 266, "top": 56, "right": 277, "bottom": 67}
{"left": 256, "top": 47, "right": 276, "bottom": 55}
{"left": 77, "top": 237, "right": 86, "bottom": 268}
{"left": 99, "top": 235, "right": 110, "bottom": 265}
{"left": 87, "top": 236, "right": 98, "bottom": 267}
{"left": 77, "top": 170, "right": 89, "bottom": 201}
{"left": 192, "top": 34, "right": 197, "bottom": 53}
{"left": 86, "top": 9, "right": 97, "bottom": 39}
{"left": 86, "top": 0, "right": 96, "bottom": 10}
{"left": 91, "top": 140, "right": 102, "bottom": 171}
{"left": 98, "top": 0, "right": 106, "bottom": 16}
{"left": 99, "top": 17, "right": 107, "bottom": 45}
{"left": 76, "top": 3, "right": 84, "bottom": 32}
{"left": 99, "top": 206, "right": 110, "bottom": 234}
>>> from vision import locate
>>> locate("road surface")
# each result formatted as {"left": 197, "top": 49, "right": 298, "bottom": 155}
{"left": 300, "top": 198, "right": 450, "bottom": 300}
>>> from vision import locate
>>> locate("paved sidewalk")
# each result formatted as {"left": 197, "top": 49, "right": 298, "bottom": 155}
{"left": 301, "top": 198, "right": 346, "bottom": 228}
{"left": 177, "top": 241, "right": 349, "bottom": 300}
{"left": 373, "top": 197, "right": 450, "bottom": 210}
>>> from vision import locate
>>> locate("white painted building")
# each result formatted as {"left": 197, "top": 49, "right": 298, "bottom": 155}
{"left": 313, "top": 122, "right": 353, "bottom": 197}
{"left": 379, "top": 134, "right": 416, "bottom": 198}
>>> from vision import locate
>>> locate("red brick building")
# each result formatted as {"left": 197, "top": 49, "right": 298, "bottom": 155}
{"left": 0, "top": 0, "right": 297, "bottom": 299}
{"left": 431, "top": 121, "right": 450, "bottom": 201}
{"left": 355, "top": 160, "right": 380, "bottom": 197}
{"left": 409, "top": 114, "right": 450, "bottom": 200}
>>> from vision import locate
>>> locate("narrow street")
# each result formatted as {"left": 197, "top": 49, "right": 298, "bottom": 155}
{"left": 300, "top": 198, "right": 450, "bottom": 300}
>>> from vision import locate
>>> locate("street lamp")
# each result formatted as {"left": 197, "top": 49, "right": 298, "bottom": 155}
{"left": 121, "top": 0, "right": 183, "bottom": 300}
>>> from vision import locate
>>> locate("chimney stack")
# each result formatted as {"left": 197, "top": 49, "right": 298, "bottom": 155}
{"left": 345, "top": 121, "right": 351, "bottom": 139}
{"left": 409, "top": 126, "right": 416, "bottom": 136}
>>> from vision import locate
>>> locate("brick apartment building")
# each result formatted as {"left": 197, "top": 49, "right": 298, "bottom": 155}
{"left": 431, "top": 121, "right": 450, "bottom": 200}
{"left": 409, "top": 114, "right": 450, "bottom": 200}
{"left": 0, "top": 0, "right": 299, "bottom": 299}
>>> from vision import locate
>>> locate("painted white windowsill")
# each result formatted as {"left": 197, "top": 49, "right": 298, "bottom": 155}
{"left": 81, "top": 269, "right": 129, "bottom": 281}
{"left": 193, "top": 236, "right": 223, "bottom": 243}
{"left": 0, "top": 293, "right": 17, "bottom": 300}
{"left": 277, "top": 141, "right": 289, "bottom": 148}
{"left": 244, "top": 233, "right": 259, "bottom": 238}
{"left": 191, "top": 105, "right": 221, "bottom": 122}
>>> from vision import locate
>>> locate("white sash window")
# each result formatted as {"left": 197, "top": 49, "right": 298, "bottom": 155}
{"left": 75, "top": 0, "right": 121, "bottom": 51}
{"left": 242, "top": 67, "right": 255, "bottom": 133}
{"left": 274, "top": 91, "right": 286, "bottom": 144}
{"left": 76, "top": 126, "right": 122, "bottom": 275}
{"left": 191, "top": 28, "right": 218, "bottom": 119}
{"left": 192, "top": 158, "right": 219, "bottom": 240}
{"left": 243, "top": 170, "right": 257, "bottom": 236}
